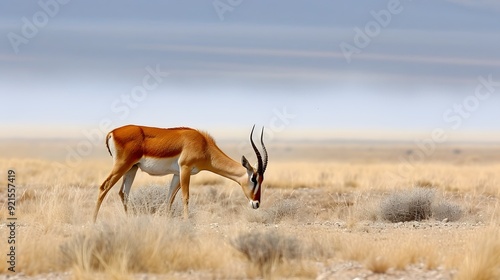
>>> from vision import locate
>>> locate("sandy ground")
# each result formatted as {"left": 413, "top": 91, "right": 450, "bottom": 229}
{"left": 0, "top": 139, "right": 499, "bottom": 279}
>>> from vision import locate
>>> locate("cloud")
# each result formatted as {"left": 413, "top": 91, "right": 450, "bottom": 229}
{"left": 356, "top": 52, "right": 500, "bottom": 67}
{"left": 129, "top": 44, "right": 346, "bottom": 60}
{"left": 445, "top": 0, "right": 500, "bottom": 10}
{"left": 131, "top": 43, "right": 500, "bottom": 68}
{"left": 0, "top": 54, "right": 38, "bottom": 62}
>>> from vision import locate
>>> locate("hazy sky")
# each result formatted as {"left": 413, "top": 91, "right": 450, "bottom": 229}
{"left": 1, "top": 1, "right": 500, "bottom": 140}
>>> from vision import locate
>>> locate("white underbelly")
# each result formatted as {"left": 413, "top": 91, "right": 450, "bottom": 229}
{"left": 137, "top": 157, "right": 200, "bottom": 176}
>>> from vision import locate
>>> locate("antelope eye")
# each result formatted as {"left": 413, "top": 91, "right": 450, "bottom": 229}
{"left": 251, "top": 176, "right": 257, "bottom": 184}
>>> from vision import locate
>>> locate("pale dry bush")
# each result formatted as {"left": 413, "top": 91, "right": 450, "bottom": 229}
{"left": 127, "top": 185, "right": 169, "bottom": 215}
{"left": 380, "top": 187, "right": 463, "bottom": 222}
{"left": 381, "top": 188, "right": 435, "bottom": 222}
{"left": 231, "top": 231, "right": 302, "bottom": 277}
{"left": 432, "top": 200, "right": 463, "bottom": 222}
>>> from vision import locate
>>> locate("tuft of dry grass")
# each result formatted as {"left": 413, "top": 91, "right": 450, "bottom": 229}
{"left": 335, "top": 233, "right": 441, "bottom": 273}
{"left": 455, "top": 228, "right": 500, "bottom": 280}
{"left": 60, "top": 216, "right": 228, "bottom": 276}
{"left": 415, "top": 179, "right": 437, "bottom": 188}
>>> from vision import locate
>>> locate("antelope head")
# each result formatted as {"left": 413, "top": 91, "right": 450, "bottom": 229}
{"left": 241, "top": 125, "right": 268, "bottom": 209}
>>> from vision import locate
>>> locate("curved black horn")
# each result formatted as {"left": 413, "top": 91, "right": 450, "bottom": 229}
{"left": 260, "top": 127, "right": 268, "bottom": 173}
{"left": 250, "top": 125, "right": 264, "bottom": 175}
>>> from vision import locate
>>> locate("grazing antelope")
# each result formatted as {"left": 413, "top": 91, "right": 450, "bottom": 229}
{"left": 93, "top": 125, "right": 267, "bottom": 222}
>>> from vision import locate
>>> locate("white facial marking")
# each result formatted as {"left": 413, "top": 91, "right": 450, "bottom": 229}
{"left": 253, "top": 182, "right": 260, "bottom": 195}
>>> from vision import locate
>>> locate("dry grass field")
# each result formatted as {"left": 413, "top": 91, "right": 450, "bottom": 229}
{"left": 1, "top": 139, "right": 500, "bottom": 279}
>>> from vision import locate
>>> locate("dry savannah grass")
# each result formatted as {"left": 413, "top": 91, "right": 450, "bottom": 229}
{"left": 1, "top": 139, "right": 500, "bottom": 279}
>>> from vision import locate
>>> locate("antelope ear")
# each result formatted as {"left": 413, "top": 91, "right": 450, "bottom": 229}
{"left": 241, "top": 156, "right": 253, "bottom": 171}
